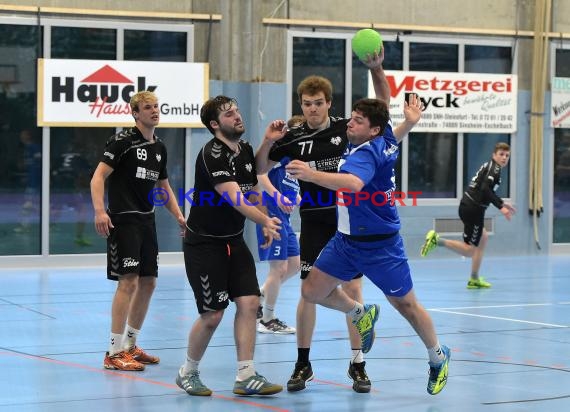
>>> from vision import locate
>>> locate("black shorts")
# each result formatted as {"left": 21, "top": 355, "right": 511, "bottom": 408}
{"left": 107, "top": 215, "right": 158, "bottom": 281}
{"left": 299, "top": 211, "right": 363, "bottom": 280}
{"left": 183, "top": 233, "right": 258, "bottom": 314}
{"left": 458, "top": 199, "right": 485, "bottom": 246}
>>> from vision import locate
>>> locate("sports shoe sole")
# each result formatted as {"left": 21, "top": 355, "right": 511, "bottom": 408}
{"left": 287, "top": 371, "right": 314, "bottom": 391}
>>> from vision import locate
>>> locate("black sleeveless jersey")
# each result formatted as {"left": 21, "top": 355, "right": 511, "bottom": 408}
{"left": 463, "top": 159, "right": 503, "bottom": 209}
{"left": 186, "top": 138, "right": 258, "bottom": 238}
{"left": 100, "top": 127, "right": 168, "bottom": 215}
{"left": 268, "top": 117, "right": 348, "bottom": 222}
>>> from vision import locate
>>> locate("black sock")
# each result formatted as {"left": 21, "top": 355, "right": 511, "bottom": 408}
{"left": 297, "top": 348, "right": 310, "bottom": 364}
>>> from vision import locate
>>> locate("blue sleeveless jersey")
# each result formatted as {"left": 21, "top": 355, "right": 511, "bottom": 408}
{"left": 262, "top": 159, "right": 300, "bottom": 220}
{"left": 336, "top": 123, "right": 401, "bottom": 235}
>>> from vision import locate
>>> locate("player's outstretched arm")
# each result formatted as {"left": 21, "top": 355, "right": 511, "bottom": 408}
{"left": 393, "top": 93, "right": 423, "bottom": 143}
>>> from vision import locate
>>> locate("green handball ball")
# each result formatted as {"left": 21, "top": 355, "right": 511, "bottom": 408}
{"left": 351, "top": 29, "right": 383, "bottom": 61}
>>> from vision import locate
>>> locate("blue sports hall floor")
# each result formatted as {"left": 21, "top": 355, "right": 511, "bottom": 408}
{"left": 1, "top": 254, "right": 569, "bottom": 412}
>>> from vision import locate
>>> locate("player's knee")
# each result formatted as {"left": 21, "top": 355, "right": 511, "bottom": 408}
{"left": 201, "top": 310, "right": 224, "bottom": 329}
{"left": 390, "top": 296, "right": 416, "bottom": 317}
{"left": 270, "top": 261, "right": 288, "bottom": 278}
{"left": 301, "top": 278, "right": 320, "bottom": 303}
{"left": 117, "top": 276, "right": 138, "bottom": 295}
{"left": 138, "top": 277, "right": 156, "bottom": 293}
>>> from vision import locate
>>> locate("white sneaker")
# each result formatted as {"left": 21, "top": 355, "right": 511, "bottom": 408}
{"left": 257, "top": 318, "right": 296, "bottom": 334}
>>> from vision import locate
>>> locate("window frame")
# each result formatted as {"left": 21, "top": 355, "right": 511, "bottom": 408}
{"left": 287, "top": 29, "right": 516, "bottom": 206}
{"left": 0, "top": 14, "right": 194, "bottom": 260}
{"left": 549, "top": 41, "right": 570, "bottom": 251}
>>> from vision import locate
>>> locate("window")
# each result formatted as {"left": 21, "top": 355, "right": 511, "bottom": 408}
{"left": 291, "top": 33, "right": 513, "bottom": 201}
{"left": 0, "top": 16, "right": 193, "bottom": 257}
{"left": 49, "top": 127, "right": 112, "bottom": 253}
{"left": 124, "top": 30, "right": 187, "bottom": 62}
{"left": 553, "top": 48, "right": 570, "bottom": 243}
{"left": 409, "top": 132, "right": 457, "bottom": 198}
{"left": 464, "top": 45, "right": 512, "bottom": 199}
{"left": 46, "top": 21, "right": 190, "bottom": 255}
{"left": 410, "top": 42, "right": 458, "bottom": 72}
{"left": 51, "top": 27, "right": 116, "bottom": 60}
{"left": 0, "top": 24, "right": 42, "bottom": 255}
{"left": 465, "top": 45, "right": 512, "bottom": 74}
{"left": 49, "top": 26, "right": 117, "bottom": 254}
{"left": 124, "top": 29, "right": 187, "bottom": 252}
{"left": 408, "top": 42, "right": 459, "bottom": 198}
{"left": 292, "top": 37, "right": 346, "bottom": 117}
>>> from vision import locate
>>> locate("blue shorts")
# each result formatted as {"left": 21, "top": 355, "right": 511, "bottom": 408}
{"left": 256, "top": 219, "right": 300, "bottom": 261}
{"left": 314, "top": 232, "right": 413, "bottom": 297}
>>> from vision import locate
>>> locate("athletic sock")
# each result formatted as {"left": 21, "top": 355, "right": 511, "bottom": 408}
{"left": 297, "top": 348, "right": 310, "bottom": 364}
{"left": 347, "top": 302, "right": 365, "bottom": 322}
{"left": 428, "top": 343, "right": 445, "bottom": 364}
{"left": 351, "top": 348, "right": 364, "bottom": 364}
{"left": 236, "top": 360, "right": 255, "bottom": 381}
{"left": 182, "top": 356, "right": 200, "bottom": 375}
{"left": 262, "top": 304, "right": 275, "bottom": 323}
{"left": 109, "top": 332, "right": 124, "bottom": 356}
{"left": 123, "top": 325, "right": 140, "bottom": 350}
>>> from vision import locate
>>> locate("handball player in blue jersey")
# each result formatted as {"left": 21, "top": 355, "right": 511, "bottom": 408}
{"left": 256, "top": 117, "right": 304, "bottom": 335}
{"left": 256, "top": 50, "right": 423, "bottom": 393}
{"left": 285, "top": 95, "right": 451, "bottom": 395}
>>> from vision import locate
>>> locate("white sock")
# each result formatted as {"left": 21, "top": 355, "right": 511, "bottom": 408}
{"left": 236, "top": 360, "right": 255, "bottom": 381}
{"left": 347, "top": 302, "right": 365, "bottom": 323}
{"left": 427, "top": 343, "right": 445, "bottom": 364}
{"left": 182, "top": 356, "right": 200, "bottom": 375}
{"left": 262, "top": 304, "right": 275, "bottom": 323}
{"left": 351, "top": 348, "right": 364, "bottom": 364}
{"left": 109, "top": 332, "right": 124, "bottom": 356}
{"left": 123, "top": 325, "right": 140, "bottom": 350}
{"left": 259, "top": 288, "right": 265, "bottom": 306}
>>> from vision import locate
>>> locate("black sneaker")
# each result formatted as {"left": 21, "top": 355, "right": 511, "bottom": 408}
{"left": 287, "top": 362, "right": 314, "bottom": 392}
{"left": 348, "top": 361, "right": 371, "bottom": 393}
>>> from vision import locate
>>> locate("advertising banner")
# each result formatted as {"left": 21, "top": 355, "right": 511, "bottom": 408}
{"left": 551, "top": 77, "right": 570, "bottom": 128}
{"left": 370, "top": 70, "right": 517, "bottom": 133}
{"left": 38, "top": 59, "right": 208, "bottom": 127}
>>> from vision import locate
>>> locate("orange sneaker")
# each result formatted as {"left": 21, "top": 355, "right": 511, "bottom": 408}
{"left": 104, "top": 351, "right": 145, "bottom": 371}
{"left": 128, "top": 345, "right": 160, "bottom": 364}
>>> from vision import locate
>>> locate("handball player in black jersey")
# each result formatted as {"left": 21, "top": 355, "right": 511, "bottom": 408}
{"left": 421, "top": 142, "right": 515, "bottom": 289}
{"left": 176, "top": 95, "right": 284, "bottom": 397}
{"left": 91, "top": 91, "right": 185, "bottom": 371}
{"left": 256, "top": 49, "right": 423, "bottom": 393}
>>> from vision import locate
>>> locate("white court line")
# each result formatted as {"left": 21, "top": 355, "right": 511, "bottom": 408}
{"left": 433, "top": 303, "right": 553, "bottom": 310}
{"left": 429, "top": 308, "right": 568, "bottom": 328}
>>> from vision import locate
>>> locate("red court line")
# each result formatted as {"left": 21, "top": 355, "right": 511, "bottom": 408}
{"left": 0, "top": 351, "right": 289, "bottom": 412}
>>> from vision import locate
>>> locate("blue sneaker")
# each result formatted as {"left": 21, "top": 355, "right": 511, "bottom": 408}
{"left": 233, "top": 373, "right": 283, "bottom": 396}
{"left": 427, "top": 345, "right": 450, "bottom": 395}
{"left": 353, "top": 304, "right": 380, "bottom": 353}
